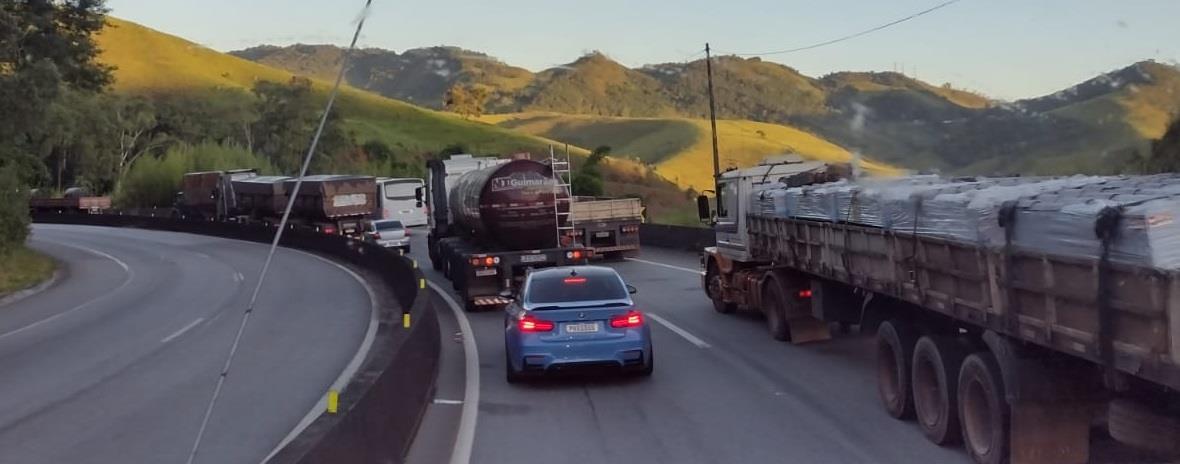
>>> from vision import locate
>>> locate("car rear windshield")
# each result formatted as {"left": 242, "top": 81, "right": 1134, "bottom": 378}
{"left": 374, "top": 220, "right": 404, "bottom": 230}
{"left": 526, "top": 272, "right": 627, "bottom": 306}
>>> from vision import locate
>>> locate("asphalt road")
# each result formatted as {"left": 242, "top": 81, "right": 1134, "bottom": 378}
{"left": 0, "top": 225, "right": 374, "bottom": 464}
{"left": 407, "top": 236, "right": 973, "bottom": 464}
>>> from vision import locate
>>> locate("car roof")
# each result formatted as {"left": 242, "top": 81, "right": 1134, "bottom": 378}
{"left": 529, "top": 265, "right": 618, "bottom": 279}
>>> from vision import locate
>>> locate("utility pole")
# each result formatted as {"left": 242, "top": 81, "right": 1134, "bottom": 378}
{"left": 705, "top": 43, "right": 722, "bottom": 215}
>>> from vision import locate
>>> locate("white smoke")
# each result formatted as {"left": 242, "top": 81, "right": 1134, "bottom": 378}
{"left": 850, "top": 102, "right": 870, "bottom": 134}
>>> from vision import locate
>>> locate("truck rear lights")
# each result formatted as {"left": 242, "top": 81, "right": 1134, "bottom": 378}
{"left": 519, "top": 315, "right": 554, "bottom": 332}
{"left": 565, "top": 250, "right": 584, "bottom": 259}
{"left": 621, "top": 225, "right": 640, "bottom": 233}
{"left": 610, "top": 310, "right": 644, "bottom": 328}
{"left": 322, "top": 225, "right": 337, "bottom": 235}
{"left": 797, "top": 289, "right": 813, "bottom": 298}
{"left": 469, "top": 256, "right": 501, "bottom": 267}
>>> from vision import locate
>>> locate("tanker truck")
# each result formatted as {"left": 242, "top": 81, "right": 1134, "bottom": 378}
{"left": 421, "top": 154, "right": 590, "bottom": 311}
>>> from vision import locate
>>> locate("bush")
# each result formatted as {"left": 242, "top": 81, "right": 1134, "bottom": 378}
{"left": 0, "top": 167, "right": 30, "bottom": 255}
{"left": 116, "top": 142, "right": 275, "bottom": 208}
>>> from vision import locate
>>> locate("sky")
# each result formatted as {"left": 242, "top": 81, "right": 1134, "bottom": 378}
{"left": 105, "top": 0, "right": 1180, "bottom": 100}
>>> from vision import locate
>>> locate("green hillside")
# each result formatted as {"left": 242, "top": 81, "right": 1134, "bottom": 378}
{"left": 96, "top": 18, "right": 696, "bottom": 223}
{"left": 518, "top": 52, "right": 678, "bottom": 117}
{"left": 484, "top": 112, "right": 902, "bottom": 192}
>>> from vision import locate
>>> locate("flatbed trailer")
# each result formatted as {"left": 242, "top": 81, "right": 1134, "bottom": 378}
{"left": 698, "top": 158, "right": 1180, "bottom": 464}
{"left": 568, "top": 197, "right": 643, "bottom": 259}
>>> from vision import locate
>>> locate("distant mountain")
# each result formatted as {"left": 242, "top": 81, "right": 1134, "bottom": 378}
{"left": 234, "top": 44, "right": 1180, "bottom": 175}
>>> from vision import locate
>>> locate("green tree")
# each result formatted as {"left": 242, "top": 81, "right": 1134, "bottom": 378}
{"left": 571, "top": 145, "right": 610, "bottom": 197}
{"left": 0, "top": 167, "right": 30, "bottom": 255}
{"left": 443, "top": 84, "right": 488, "bottom": 119}
{"left": 0, "top": 0, "right": 113, "bottom": 187}
{"left": 1143, "top": 115, "right": 1180, "bottom": 174}
{"left": 251, "top": 77, "right": 351, "bottom": 173}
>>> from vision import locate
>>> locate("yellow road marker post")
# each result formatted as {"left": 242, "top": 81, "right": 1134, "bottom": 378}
{"left": 327, "top": 390, "right": 339, "bottom": 414}
{"left": 403, "top": 313, "right": 412, "bottom": 328}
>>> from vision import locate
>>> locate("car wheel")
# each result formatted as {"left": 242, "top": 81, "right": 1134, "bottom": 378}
{"left": 505, "top": 351, "right": 525, "bottom": 384}
{"left": 404, "top": 245, "right": 411, "bottom": 254}
{"left": 639, "top": 346, "right": 654, "bottom": 377}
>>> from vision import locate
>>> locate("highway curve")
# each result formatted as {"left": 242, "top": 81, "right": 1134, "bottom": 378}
{"left": 0, "top": 225, "right": 374, "bottom": 464}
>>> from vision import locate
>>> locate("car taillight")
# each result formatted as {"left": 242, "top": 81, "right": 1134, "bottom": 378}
{"left": 610, "top": 310, "right": 643, "bottom": 329}
{"left": 519, "top": 314, "right": 554, "bottom": 332}
{"left": 404, "top": 228, "right": 410, "bottom": 236}
{"left": 372, "top": 232, "right": 381, "bottom": 239}
{"left": 798, "top": 289, "right": 813, "bottom": 298}
{"left": 322, "top": 225, "right": 337, "bottom": 235}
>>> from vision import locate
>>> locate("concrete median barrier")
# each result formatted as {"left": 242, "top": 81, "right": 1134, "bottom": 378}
{"left": 32, "top": 212, "right": 439, "bottom": 464}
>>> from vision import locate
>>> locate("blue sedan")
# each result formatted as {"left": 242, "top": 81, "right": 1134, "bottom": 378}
{"left": 503, "top": 266, "right": 653, "bottom": 383}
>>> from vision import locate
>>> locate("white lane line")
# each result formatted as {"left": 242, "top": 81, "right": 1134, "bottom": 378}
{"left": 646, "top": 312, "right": 712, "bottom": 349}
{"left": 0, "top": 243, "right": 134, "bottom": 342}
{"left": 433, "top": 398, "right": 464, "bottom": 405}
{"left": 262, "top": 249, "right": 380, "bottom": 464}
{"left": 625, "top": 257, "right": 703, "bottom": 275}
{"left": 428, "top": 280, "right": 480, "bottom": 464}
{"left": 161, "top": 318, "right": 205, "bottom": 344}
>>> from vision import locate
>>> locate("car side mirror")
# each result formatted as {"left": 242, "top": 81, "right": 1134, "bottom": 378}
{"left": 415, "top": 186, "right": 424, "bottom": 202}
{"left": 626, "top": 284, "right": 637, "bottom": 295}
{"left": 416, "top": 201, "right": 424, "bottom": 208}
{"left": 696, "top": 195, "right": 712, "bottom": 222}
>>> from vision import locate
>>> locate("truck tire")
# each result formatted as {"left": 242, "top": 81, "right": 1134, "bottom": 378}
{"left": 706, "top": 262, "right": 736, "bottom": 314}
{"left": 912, "top": 336, "right": 967, "bottom": 445}
{"left": 877, "top": 319, "right": 917, "bottom": 420}
{"left": 1109, "top": 398, "right": 1180, "bottom": 456}
{"left": 762, "top": 282, "right": 790, "bottom": 341}
{"left": 958, "top": 352, "right": 1009, "bottom": 464}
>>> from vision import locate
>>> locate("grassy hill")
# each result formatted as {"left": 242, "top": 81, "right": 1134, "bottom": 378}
{"left": 96, "top": 18, "right": 697, "bottom": 223}
{"left": 484, "top": 112, "right": 902, "bottom": 192}
{"left": 518, "top": 52, "right": 677, "bottom": 117}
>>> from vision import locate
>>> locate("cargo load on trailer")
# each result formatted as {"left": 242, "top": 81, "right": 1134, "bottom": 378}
{"left": 174, "top": 169, "right": 258, "bottom": 220}
{"left": 28, "top": 187, "right": 111, "bottom": 214}
{"left": 567, "top": 196, "right": 644, "bottom": 259}
{"left": 698, "top": 156, "right": 1180, "bottom": 463}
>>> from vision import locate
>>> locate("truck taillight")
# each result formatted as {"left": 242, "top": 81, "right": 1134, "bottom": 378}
{"left": 470, "top": 256, "right": 500, "bottom": 266}
{"left": 621, "top": 225, "right": 639, "bottom": 233}
{"left": 519, "top": 315, "right": 554, "bottom": 332}
{"left": 322, "top": 225, "right": 337, "bottom": 235}
{"left": 565, "top": 250, "right": 585, "bottom": 260}
{"left": 610, "top": 310, "right": 644, "bottom": 328}
{"left": 798, "top": 289, "right": 813, "bottom": 298}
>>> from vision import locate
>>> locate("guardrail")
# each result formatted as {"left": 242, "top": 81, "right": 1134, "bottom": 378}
{"left": 32, "top": 213, "right": 439, "bottom": 464}
{"left": 639, "top": 223, "right": 714, "bottom": 252}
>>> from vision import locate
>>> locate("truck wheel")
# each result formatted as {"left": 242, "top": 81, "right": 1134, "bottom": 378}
{"left": 762, "top": 282, "right": 790, "bottom": 341}
{"left": 912, "top": 336, "right": 967, "bottom": 445}
{"left": 706, "top": 263, "right": 736, "bottom": 314}
{"left": 1109, "top": 398, "right": 1180, "bottom": 456}
{"left": 958, "top": 352, "right": 1009, "bottom": 464}
{"left": 877, "top": 319, "right": 917, "bottom": 420}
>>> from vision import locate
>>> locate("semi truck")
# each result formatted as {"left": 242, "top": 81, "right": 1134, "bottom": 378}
{"left": 175, "top": 170, "right": 377, "bottom": 238}
{"left": 697, "top": 158, "right": 1180, "bottom": 464}
{"left": 422, "top": 154, "right": 590, "bottom": 311}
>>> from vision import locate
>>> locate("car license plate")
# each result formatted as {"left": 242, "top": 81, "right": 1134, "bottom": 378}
{"left": 564, "top": 322, "right": 599, "bottom": 334}
{"left": 520, "top": 254, "right": 547, "bottom": 263}
{"left": 475, "top": 268, "right": 497, "bottom": 277}
{"left": 594, "top": 231, "right": 611, "bottom": 238}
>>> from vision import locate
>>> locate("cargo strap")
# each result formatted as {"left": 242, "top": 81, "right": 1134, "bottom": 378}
{"left": 1094, "top": 206, "right": 1123, "bottom": 376}
{"left": 997, "top": 201, "right": 1020, "bottom": 333}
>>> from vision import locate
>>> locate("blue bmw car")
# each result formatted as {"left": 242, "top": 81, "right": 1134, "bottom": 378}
{"left": 504, "top": 266, "right": 653, "bottom": 382}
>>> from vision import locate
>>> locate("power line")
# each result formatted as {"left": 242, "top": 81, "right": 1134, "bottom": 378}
{"left": 729, "top": 0, "right": 964, "bottom": 57}
{"left": 184, "top": 1, "right": 374, "bottom": 463}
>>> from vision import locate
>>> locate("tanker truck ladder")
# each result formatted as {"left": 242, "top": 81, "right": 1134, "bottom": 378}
{"left": 549, "top": 145, "right": 576, "bottom": 246}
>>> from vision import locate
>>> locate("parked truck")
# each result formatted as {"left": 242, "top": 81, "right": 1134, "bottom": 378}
{"left": 698, "top": 158, "right": 1180, "bottom": 464}
{"left": 568, "top": 196, "right": 644, "bottom": 259}
{"left": 29, "top": 187, "right": 111, "bottom": 214}
{"left": 422, "top": 154, "right": 590, "bottom": 311}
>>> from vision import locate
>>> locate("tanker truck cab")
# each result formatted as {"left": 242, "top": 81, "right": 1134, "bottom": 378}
{"left": 424, "top": 154, "right": 590, "bottom": 311}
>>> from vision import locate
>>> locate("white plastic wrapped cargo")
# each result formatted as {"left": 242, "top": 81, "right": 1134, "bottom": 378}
{"left": 924, "top": 176, "right": 1112, "bottom": 246}
{"left": 1007, "top": 193, "right": 1180, "bottom": 269}
{"left": 832, "top": 176, "right": 943, "bottom": 228}
{"left": 792, "top": 180, "right": 846, "bottom": 222}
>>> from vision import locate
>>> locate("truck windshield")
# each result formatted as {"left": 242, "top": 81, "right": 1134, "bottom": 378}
{"left": 384, "top": 181, "right": 420, "bottom": 200}
{"left": 526, "top": 271, "right": 628, "bottom": 306}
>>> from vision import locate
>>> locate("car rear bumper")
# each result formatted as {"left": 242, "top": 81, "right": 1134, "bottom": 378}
{"left": 512, "top": 337, "right": 651, "bottom": 372}
{"left": 376, "top": 239, "right": 410, "bottom": 248}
